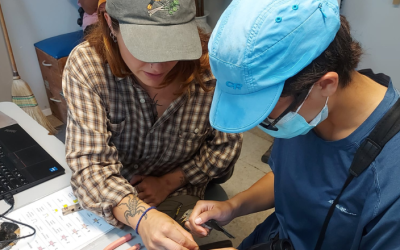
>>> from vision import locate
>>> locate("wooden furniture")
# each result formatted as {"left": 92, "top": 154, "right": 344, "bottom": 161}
{"left": 35, "top": 49, "right": 68, "bottom": 123}
{"left": 34, "top": 31, "right": 83, "bottom": 124}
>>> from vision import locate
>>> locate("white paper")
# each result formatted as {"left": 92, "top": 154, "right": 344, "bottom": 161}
{"left": 4, "top": 186, "right": 114, "bottom": 250}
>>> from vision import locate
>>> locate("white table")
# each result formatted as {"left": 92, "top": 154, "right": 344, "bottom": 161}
{"left": 0, "top": 102, "right": 141, "bottom": 250}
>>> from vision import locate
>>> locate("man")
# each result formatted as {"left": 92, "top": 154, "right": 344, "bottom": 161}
{"left": 186, "top": 0, "right": 400, "bottom": 249}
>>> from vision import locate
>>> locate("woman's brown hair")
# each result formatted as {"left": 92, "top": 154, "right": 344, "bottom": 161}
{"left": 86, "top": 9, "right": 212, "bottom": 94}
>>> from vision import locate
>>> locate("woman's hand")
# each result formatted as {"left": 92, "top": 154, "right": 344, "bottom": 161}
{"left": 185, "top": 200, "right": 237, "bottom": 238}
{"left": 138, "top": 209, "right": 199, "bottom": 250}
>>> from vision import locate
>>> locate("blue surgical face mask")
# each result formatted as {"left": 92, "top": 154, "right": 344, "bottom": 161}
{"left": 258, "top": 89, "right": 329, "bottom": 139}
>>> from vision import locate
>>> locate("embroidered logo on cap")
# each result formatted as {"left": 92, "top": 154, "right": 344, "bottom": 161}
{"left": 148, "top": 0, "right": 180, "bottom": 16}
{"left": 226, "top": 82, "right": 243, "bottom": 90}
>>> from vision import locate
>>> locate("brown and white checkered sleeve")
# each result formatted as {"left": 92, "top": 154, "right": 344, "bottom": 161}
{"left": 62, "top": 45, "right": 136, "bottom": 228}
{"left": 181, "top": 129, "right": 243, "bottom": 186}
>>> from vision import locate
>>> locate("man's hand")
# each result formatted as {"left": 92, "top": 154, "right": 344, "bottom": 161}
{"left": 130, "top": 168, "right": 188, "bottom": 207}
{"left": 185, "top": 200, "right": 237, "bottom": 238}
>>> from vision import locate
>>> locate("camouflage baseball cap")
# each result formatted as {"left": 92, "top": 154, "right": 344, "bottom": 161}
{"left": 106, "top": 0, "right": 202, "bottom": 62}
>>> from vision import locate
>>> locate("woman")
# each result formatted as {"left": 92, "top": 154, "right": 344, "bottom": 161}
{"left": 62, "top": 0, "right": 242, "bottom": 249}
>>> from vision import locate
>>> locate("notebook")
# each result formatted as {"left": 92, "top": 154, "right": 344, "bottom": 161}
{"left": 4, "top": 186, "right": 114, "bottom": 250}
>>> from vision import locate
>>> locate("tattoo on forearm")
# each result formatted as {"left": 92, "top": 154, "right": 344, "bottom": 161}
{"left": 172, "top": 168, "right": 187, "bottom": 187}
{"left": 118, "top": 195, "right": 148, "bottom": 226}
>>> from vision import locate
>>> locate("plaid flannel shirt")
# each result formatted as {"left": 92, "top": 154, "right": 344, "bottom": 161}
{"left": 62, "top": 42, "right": 243, "bottom": 227}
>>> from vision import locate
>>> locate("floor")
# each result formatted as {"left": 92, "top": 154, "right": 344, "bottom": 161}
{"left": 196, "top": 129, "right": 275, "bottom": 247}
{"left": 49, "top": 116, "right": 275, "bottom": 248}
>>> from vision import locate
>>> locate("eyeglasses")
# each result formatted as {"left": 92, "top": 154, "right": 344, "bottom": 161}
{"left": 259, "top": 89, "right": 310, "bottom": 131}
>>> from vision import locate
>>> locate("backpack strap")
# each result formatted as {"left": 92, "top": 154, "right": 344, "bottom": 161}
{"left": 315, "top": 98, "right": 400, "bottom": 250}
{"left": 350, "top": 98, "right": 400, "bottom": 176}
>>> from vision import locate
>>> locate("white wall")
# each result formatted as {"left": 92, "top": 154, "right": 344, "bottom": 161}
{"left": 339, "top": 1, "right": 400, "bottom": 88}
{"left": 204, "top": 0, "right": 231, "bottom": 29}
{"left": 0, "top": 27, "right": 12, "bottom": 102}
{"left": 0, "top": 0, "right": 80, "bottom": 110}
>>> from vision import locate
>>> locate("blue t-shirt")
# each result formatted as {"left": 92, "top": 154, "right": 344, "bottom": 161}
{"left": 269, "top": 72, "right": 400, "bottom": 249}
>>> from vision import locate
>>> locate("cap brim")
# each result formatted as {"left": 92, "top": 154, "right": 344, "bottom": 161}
{"left": 119, "top": 19, "right": 202, "bottom": 63}
{"left": 210, "top": 81, "right": 284, "bottom": 133}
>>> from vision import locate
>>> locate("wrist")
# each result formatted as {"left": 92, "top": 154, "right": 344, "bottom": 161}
{"left": 159, "top": 175, "right": 177, "bottom": 194}
{"left": 136, "top": 207, "right": 157, "bottom": 235}
{"left": 226, "top": 198, "right": 242, "bottom": 219}
{"left": 162, "top": 169, "right": 188, "bottom": 193}
{"left": 113, "top": 194, "right": 152, "bottom": 230}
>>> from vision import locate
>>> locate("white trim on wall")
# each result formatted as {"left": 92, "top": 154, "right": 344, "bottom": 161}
{"left": 42, "top": 108, "right": 52, "bottom": 117}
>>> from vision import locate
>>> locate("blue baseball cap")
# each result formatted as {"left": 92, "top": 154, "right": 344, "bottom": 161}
{"left": 209, "top": 0, "right": 340, "bottom": 133}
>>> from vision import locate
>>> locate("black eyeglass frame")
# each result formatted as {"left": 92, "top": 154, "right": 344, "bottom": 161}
{"left": 259, "top": 89, "right": 310, "bottom": 131}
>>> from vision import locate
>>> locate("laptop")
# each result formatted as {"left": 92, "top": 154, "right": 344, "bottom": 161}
{"left": 0, "top": 111, "right": 65, "bottom": 200}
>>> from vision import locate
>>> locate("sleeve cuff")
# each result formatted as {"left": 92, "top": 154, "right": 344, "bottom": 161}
{"left": 101, "top": 188, "right": 135, "bottom": 228}
{"left": 76, "top": 176, "right": 138, "bottom": 228}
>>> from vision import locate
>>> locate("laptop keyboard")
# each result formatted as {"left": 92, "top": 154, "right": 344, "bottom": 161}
{"left": 0, "top": 146, "right": 29, "bottom": 196}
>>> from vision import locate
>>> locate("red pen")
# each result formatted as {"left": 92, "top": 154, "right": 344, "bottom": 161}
{"left": 103, "top": 233, "right": 140, "bottom": 250}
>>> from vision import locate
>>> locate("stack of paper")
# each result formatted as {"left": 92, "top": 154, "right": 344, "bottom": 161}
{"left": 4, "top": 186, "right": 114, "bottom": 250}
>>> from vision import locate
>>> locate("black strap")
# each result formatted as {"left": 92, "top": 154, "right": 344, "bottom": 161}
{"left": 350, "top": 99, "right": 400, "bottom": 177}
{"left": 314, "top": 175, "right": 354, "bottom": 250}
{"left": 314, "top": 98, "right": 400, "bottom": 250}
